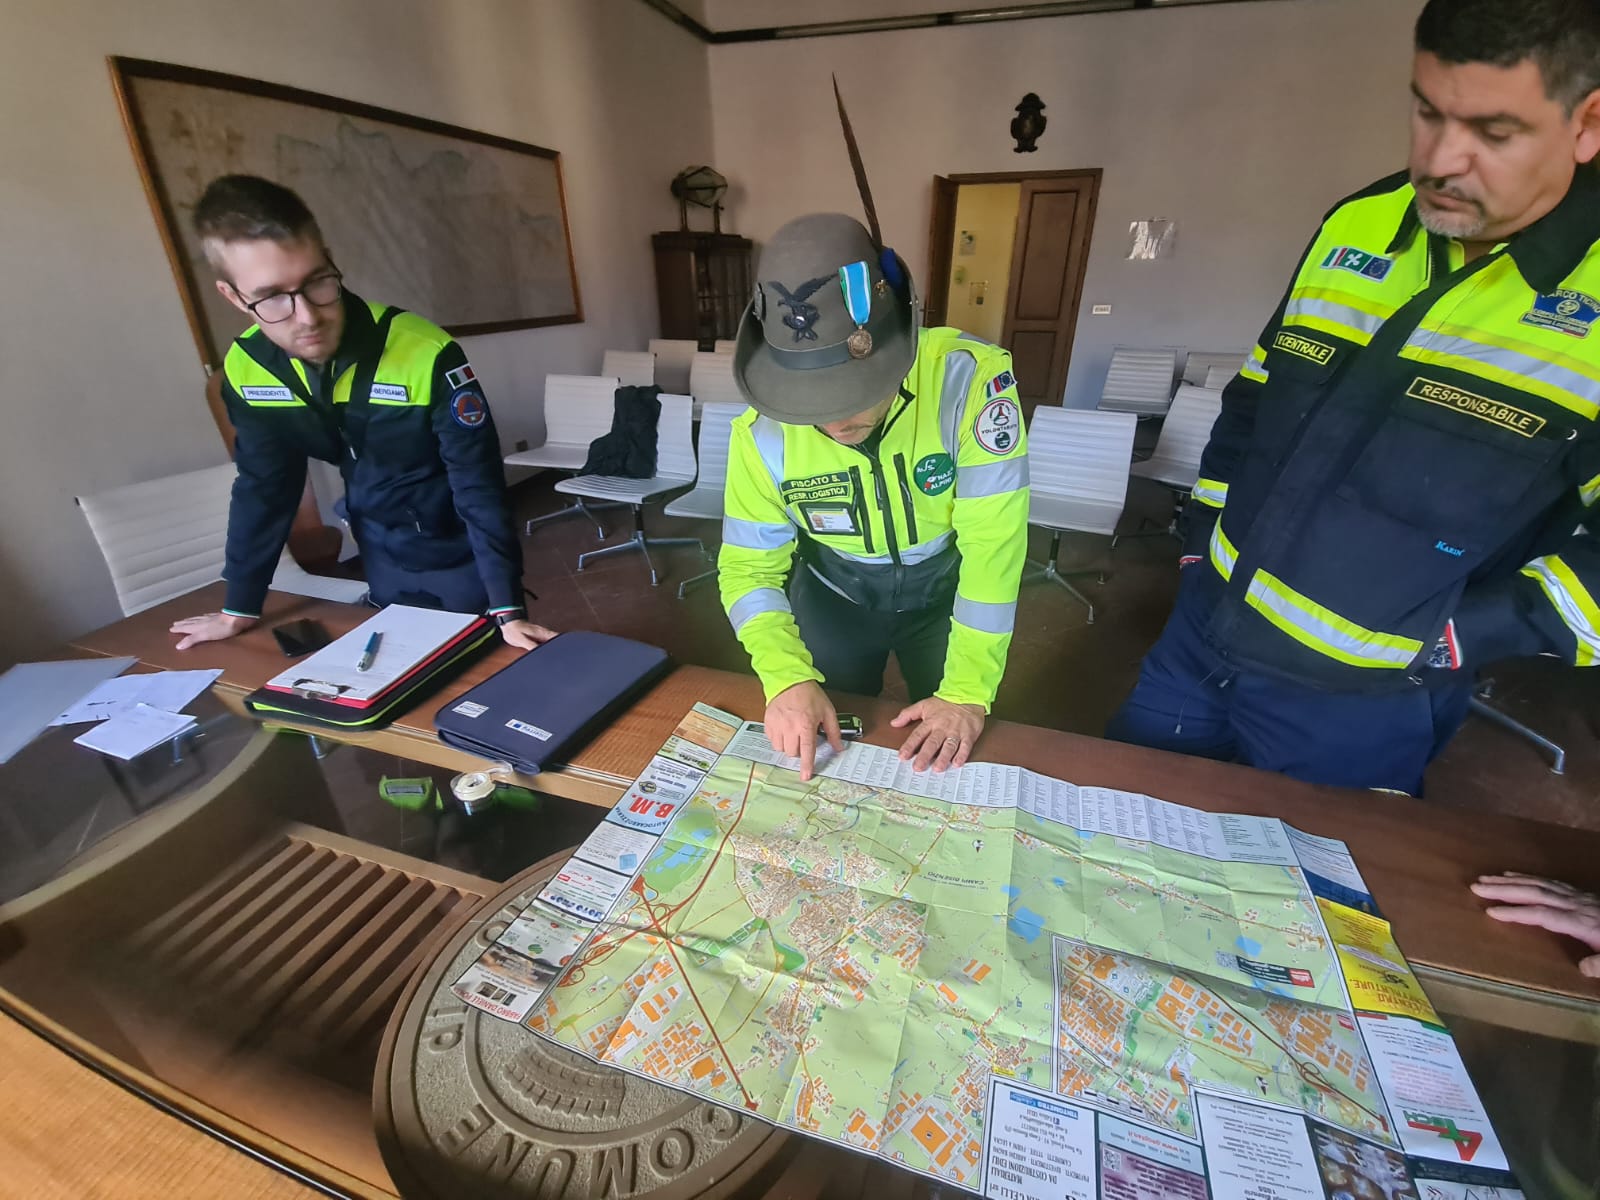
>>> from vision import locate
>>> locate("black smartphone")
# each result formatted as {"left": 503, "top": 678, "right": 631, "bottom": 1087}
{"left": 272, "top": 618, "right": 331, "bottom": 658}
{"left": 837, "top": 714, "right": 865, "bottom": 740}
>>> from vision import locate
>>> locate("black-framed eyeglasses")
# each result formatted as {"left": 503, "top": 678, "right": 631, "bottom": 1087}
{"left": 239, "top": 265, "right": 344, "bottom": 324}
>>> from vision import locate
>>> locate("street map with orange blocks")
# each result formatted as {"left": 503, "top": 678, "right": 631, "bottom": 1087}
{"left": 521, "top": 721, "right": 1408, "bottom": 1190}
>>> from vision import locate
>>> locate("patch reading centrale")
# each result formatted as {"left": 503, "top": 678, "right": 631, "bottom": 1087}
{"left": 1273, "top": 330, "right": 1336, "bottom": 366}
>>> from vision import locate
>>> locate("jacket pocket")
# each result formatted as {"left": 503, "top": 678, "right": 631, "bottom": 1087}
{"left": 1336, "top": 399, "right": 1573, "bottom": 546}
{"left": 1249, "top": 345, "right": 1338, "bottom": 465}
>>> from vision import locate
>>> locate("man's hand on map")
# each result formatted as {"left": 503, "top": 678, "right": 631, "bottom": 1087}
{"left": 764, "top": 681, "right": 842, "bottom": 782}
{"left": 1471, "top": 873, "right": 1600, "bottom": 978}
{"left": 891, "top": 697, "right": 984, "bottom": 773}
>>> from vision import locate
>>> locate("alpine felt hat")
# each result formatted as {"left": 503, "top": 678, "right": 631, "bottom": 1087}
{"left": 732, "top": 213, "right": 919, "bottom": 426}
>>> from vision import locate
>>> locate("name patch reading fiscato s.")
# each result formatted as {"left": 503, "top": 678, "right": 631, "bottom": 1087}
{"left": 1273, "top": 331, "right": 1336, "bottom": 365}
{"left": 1406, "top": 377, "right": 1546, "bottom": 438}
{"left": 781, "top": 471, "right": 852, "bottom": 504}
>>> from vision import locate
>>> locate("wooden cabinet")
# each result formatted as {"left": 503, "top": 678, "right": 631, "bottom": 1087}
{"left": 651, "top": 230, "right": 753, "bottom": 347}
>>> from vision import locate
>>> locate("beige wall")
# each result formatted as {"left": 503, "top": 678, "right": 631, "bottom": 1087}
{"left": 708, "top": 0, "right": 1425, "bottom": 408}
{"left": 0, "top": 0, "right": 711, "bottom": 663}
{"left": 946, "top": 183, "right": 1021, "bottom": 344}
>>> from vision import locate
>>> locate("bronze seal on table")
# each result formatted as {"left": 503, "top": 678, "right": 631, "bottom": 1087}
{"left": 375, "top": 851, "right": 790, "bottom": 1199}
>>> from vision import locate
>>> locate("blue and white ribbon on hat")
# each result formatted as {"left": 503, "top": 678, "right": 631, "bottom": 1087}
{"left": 839, "top": 260, "right": 874, "bottom": 359}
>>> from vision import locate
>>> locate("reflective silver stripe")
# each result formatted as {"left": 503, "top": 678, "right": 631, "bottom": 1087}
{"left": 1209, "top": 521, "right": 1236, "bottom": 580}
{"left": 728, "top": 587, "right": 791, "bottom": 633}
{"left": 805, "top": 563, "right": 856, "bottom": 601}
{"left": 815, "top": 529, "right": 955, "bottom": 568}
{"left": 953, "top": 594, "right": 1016, "bottom": 636}
{"left": 819, "top": 541, "right": 894, "bottom": 567}
{"left": 957, "top": 457, "right": 1029, "bottom": 498}
{"left": 939, "top": 350, "right": 978, "bottom": 459}
{"left": 1285, "top": 298, "right": 1384, "bottom": 340}
{"left": 1405, "top": 329, "right": 1600, "bottom": 410}
{"left": 1244, "top": 575, "right": 1417, "bottom": 667}
{"left": 722, "top": 516, "right": 795, "bottom": 551}
{"left": 750, "top": 415, "right": 786, "bottom": 488}
{"left": 1521, "top": 557, "right": 1600, "bottom": 662}
{"left": 1192, "top": 479, "right": 1228, "bottom": 508}
{"left": 902, "top": 529, "right": 956, "bottom": 564}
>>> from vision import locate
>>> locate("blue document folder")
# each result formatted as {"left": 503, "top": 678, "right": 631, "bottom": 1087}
{"left": 433, "top": 632, "right": 670, "bottom": 774}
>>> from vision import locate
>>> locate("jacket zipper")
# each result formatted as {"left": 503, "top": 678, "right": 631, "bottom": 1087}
{"left": 893, "top": 453, "right": 920, "bottom": 543}
{"left": 848, "top": 465, "right": 875, "bottom": 554}
{"left": 869, "top": 460, "right": 903, "bottom": 566}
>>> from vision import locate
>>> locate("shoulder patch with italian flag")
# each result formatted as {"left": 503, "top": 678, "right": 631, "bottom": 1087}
{"left": 445, "top": 362, "right": 477, "bottom": 390}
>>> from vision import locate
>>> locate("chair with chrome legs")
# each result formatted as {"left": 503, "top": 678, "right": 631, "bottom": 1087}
{"left": 663, "top": 401, "right": 745, "bottom": 598}
{"left": 1114, "top": 383, "right": 1224, "bottom": 548}
{"left": 1023, "top": 407, "right": 1137, "bottom": 624}
{"left": 557, "top": 394, "right": 708, "bottom": 587}
{"left": 503, "top": 375, "right": 623, "bottom": 540}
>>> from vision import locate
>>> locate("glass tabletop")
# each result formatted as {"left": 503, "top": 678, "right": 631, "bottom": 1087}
{"left": 0, "top": 702, "right": 608, "bottom": 1195}
{"left": 0, "top": 705, "right": 1595, "bottom": 1198}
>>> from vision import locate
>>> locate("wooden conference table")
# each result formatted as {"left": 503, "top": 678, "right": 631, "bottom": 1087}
{"left": 0, "top": 584, "right": 1591, "bottom": 1196}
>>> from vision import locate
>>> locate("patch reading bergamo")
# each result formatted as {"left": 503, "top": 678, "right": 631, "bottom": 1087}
{"left": 1406, "top": 378, "right": 1546, "bottom": 438}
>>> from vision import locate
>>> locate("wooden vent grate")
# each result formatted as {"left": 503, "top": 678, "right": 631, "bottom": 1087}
{"left": 124, "top": 832, "right": 476, "bottom": 1053}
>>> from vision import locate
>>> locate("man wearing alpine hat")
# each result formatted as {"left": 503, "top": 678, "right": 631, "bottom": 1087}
{"left": 719, "top": 211, "right": 1030, "bottom": 780}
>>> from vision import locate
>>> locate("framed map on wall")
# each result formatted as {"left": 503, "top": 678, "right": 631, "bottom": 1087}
{"left": 110, "top": 56, "right": 583, "bottom": 368}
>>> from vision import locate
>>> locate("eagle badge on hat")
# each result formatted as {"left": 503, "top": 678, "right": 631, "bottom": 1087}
{"left": 770, "top": 275, "right": 832, "bottom": 342}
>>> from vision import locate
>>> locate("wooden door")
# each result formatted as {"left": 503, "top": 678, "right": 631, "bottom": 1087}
{"left": 921, "top": 175, "right": 960, "bottom": 327}
{"left": 1000, "top": 174, "right": 1100, "bottom": 417}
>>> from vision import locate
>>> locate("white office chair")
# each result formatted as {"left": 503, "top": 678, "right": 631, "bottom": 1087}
{"left": 503, "top": 375, "right": 623, "bottom": 539}
{"left": 1118, "top": 384, "right": 1224, "bottom": 547}
{"left": 713, "top": 340, "right": 736, "bottom": 354}
{"left": 555, "top": 394, "right": 707, "bottom": 586}
{"left": 689, "top": 352, "right": 741, "bottom": 422}
{"left": 662, "top": 401, "right": 745, "bottom": 599}
{"left": 1203, "top": 364, "right": 1238, "bottom": 391}
{"left": 1024, "top": 407, "right": 1138, "bottom": 623}
{"left": 601, "top": 350, "right": 656, "bottom": 388}
{"left": 1097, "top": 348, "right": 1178, "bottom": 418}
{"left": 76, "top": 463, "right": 369, "bottom": 617}
{"left": 1182, "top": 350, "right": 1247, "bottom": 387}
{"left": 648, "top": 338, "right": 698, "bottom": 395}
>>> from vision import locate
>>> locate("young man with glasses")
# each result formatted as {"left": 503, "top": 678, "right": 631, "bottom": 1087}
{"left": 169, "top": 175, "right": 553, "bottom": 651}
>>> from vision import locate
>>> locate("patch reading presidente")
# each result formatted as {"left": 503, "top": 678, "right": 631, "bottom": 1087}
{"left": 1406, "top": 378, "right": 1546, "bottom": 438}
{"left": 1273, "top": 331, "right": 1336, "bottom": 365}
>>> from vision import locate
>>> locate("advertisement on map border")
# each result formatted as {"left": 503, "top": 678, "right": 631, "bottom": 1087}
{"left": 489, "top": 708, "right": 1523, "bottom": 1200}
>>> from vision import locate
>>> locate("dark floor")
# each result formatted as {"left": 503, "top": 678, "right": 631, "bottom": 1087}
{"left": 507, "top": 470, "right": 1600, "bottom": 834}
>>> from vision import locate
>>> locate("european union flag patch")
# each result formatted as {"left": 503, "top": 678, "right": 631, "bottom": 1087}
{"left": 1521, "top": 289, "right": 1600, "bottom": 339}
{"left": 987, "top": 371, "right": 1017, "bottom": 397}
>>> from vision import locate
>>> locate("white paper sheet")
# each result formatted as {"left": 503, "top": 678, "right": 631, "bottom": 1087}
{"left": 262, "top": 605, "right": 479, "bottom": 703}
{"left": 51, "top": 668, "right": 222, "bottom": 725}
{"left": 0, "top": 657, "right": 136, "bottom": 763}
{"left": 72, "top": 703, "right": 197, "bottom": 761}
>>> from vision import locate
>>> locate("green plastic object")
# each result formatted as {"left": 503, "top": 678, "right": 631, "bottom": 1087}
{"left": 492, "top": 784, "right": 541, "bottom": 811}
{"left": 380, "top": 776, "right": 439, "bottom": 811}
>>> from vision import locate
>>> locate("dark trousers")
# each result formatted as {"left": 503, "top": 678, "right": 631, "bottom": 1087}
{"left": 790, "top": 567, "right": 952, "bottom": 701}
{"left": 362, "top": 543, "right": 490, "bottom": 613}
{"left": 1106, "top": 570, "right": 1473, "bottom": 795}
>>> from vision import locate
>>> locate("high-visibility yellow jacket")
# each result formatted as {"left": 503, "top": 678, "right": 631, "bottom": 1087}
{"left": 1186, "top": 168, "right": 1600, "bottom": 685}
{"left": 719, "top": 327, "right": 1030, "bottom": 708}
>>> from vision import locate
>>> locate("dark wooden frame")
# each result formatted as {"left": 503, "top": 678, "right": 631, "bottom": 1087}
{"left": 108, "top": 56, "right": 584, "bottom": 370}
{"left": 925, "top": 168, "right": 1101, "bottom": 409}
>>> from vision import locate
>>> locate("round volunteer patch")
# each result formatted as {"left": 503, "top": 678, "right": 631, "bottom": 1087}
{"left": 974, "top": 397, "right": 1020, "bottom": 455}
{"left": 449, "top": 386, "right": 488, "bottom": 429}
{"left": 913, "top": 452, "right": 956, "bottom": 496}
